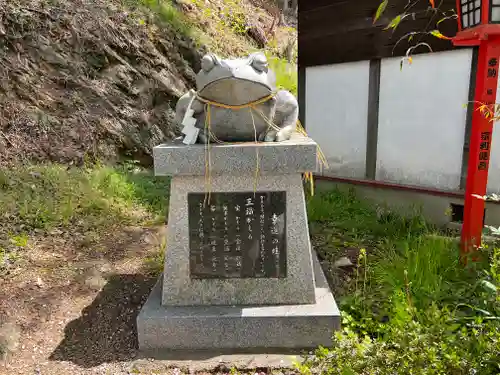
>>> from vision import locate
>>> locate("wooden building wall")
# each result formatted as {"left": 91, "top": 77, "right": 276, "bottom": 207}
{"left": 299, "top": 0, "right": 459, "bottom": 67}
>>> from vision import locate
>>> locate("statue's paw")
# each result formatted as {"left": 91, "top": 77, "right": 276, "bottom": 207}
{"left": 258, "top": 131, "right": 267, "bottom": 142}
{"left": 198, "top": 132, "right": 208, "bottom": 144}
{"left": 263, "top": 130, "right": 277, "bottom": 142}
{"left": 276, "top": 126, "right": 294, "bottom": 142}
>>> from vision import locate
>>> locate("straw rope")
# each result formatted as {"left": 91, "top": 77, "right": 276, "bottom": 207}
{"left": 194, "top": 92, "right": 328, "bottom": 202}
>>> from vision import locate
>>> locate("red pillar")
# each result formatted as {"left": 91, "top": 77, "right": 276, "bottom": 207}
{"left": 461, "top": 38, "right": 500, "bottom": 259}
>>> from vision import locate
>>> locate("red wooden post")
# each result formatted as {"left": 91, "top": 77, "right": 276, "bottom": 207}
{"left": 452, "top": 0, "right": 500, "bottom": 258}
{"left": 460, "top": 39, "right": 500, "bottom": 257}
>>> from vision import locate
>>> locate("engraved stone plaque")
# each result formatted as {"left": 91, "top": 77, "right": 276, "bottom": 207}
{"left": 188, "top": 191, "right": 287, "bottom": 279}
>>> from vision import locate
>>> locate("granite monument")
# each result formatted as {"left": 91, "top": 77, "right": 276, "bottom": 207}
{"left": 136, "top": 52, "right": 340, "bottom": 352}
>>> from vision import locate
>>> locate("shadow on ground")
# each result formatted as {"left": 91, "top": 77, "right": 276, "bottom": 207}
{"left": 49, "top": 274, "right": 156, "bottom": 368}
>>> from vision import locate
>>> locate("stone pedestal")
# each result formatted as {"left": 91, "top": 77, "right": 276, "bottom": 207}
{"left": 137, "top": 133, "right": 340, "bottom": 351}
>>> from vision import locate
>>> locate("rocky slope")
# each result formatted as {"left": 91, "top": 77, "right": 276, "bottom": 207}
{"left": 0, "top": 0, "right": 296, "bottom": 166}
{"left": 0, "top": 0, "right": 207, "bottom": 166}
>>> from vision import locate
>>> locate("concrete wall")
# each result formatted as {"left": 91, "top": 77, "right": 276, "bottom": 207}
{"left": 376, "top": 49, "right": 472, "bottom": 191}
{"left": 305, "top": 61, "right": 370, "bottom": 179}
{"left": 304, "top": 48, "right": 475, "bottom": 192}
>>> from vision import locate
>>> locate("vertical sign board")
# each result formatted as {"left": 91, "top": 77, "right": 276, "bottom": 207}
{"left": 461, "top": 39, "right": 500, "bottom": 255}
{"left": 187, "top": 191, "right": 287, "bottom": 279}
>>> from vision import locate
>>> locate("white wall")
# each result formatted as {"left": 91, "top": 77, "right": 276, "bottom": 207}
{"left": 304, "top": 49, "right": 475, "bottom": 192}
{"left": 376, "top": 49, "right": 473, "bottom": 191}
{"left": 305, "top": 61, "right": 370, "bottom": 179}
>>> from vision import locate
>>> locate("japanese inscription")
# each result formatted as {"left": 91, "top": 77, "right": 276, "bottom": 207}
{"left": 477, "top": 55, "right": 499, "bottom": 172}
{"left": 478, "top": 131, "right": 492, "bottom": 171}
{"left": 487, "top": 57, "right": 498, "bottom": 78}
{"left": 188, "top": 191, "right": 287, "bottom": 279}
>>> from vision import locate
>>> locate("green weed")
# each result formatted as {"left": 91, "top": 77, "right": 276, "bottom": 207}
{"left": 302, "top": 186, "right": 500, "bottom": 374}
{"left": 143, "top": 235, "right": 167, "bottom": 275}
{"left": 307, "top": 188, "right": 375, "bottom": 229}
{"left": 267, "top": 54, "right": 297, "bottom": 96}
{"left": 9, "top": 233, "right": 29, "bottom": 248}
{"left": 189, "top": 0, "right": 248, "bottom": 35}
{"left": 371, "top": 235, "right": 470, "bottom": 309}
{"left": 307, "top": 187, "right": 429, "bottom": 241}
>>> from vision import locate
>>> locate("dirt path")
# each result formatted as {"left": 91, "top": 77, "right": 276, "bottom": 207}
{"left": 0, "top": 225, "right": 168, "bottom": 375}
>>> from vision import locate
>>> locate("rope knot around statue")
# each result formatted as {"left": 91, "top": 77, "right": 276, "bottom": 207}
{"left": 190, "top": 91, "right": 328, "bottom": 204}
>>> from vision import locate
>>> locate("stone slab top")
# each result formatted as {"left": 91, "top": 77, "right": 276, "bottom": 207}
{"left": 153, "top": 132, "right": 318, "bottom": 176}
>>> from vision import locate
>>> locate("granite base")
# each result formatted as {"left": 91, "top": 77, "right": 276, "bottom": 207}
{"left": 162, "top": 173, "right": 316, "bottom": 306}
{"left": 137, "top": 254, "right": 340, "bottom": 351}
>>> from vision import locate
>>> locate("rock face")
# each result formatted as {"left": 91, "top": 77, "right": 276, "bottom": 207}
{"left": 0, "top": 0, "right": 204, "bottom": 166}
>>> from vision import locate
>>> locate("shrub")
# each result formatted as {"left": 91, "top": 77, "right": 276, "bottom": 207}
{"left": 298, "top": 311, "right": 499, "bottom": 375}
{"left": 300, "top": 188, "right": 500, "bottom": 375}
{"left": 267, "top": 54, "right": 297, "bottom": 96}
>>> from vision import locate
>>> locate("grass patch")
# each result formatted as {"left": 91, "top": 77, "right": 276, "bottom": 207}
{"left": 302, "top": 187, "right": 500, "bottom": 375}
{"left": 188, "top": 0, "right": 248, "bottom": 35}
{"left": 307, "top": 187, "right": 429, "bottom": 246}
{"left": 371, "top": 235, "right": 469, "bottom": 309}
{"left": 125, "top": 0, "right": 195, "bottom": 38}
{"left": 0, "top": 163, "right": 169, "bottom": 232}
{"left": 0, "top": 163, "right": 169, "bottom": 268}
{"left": 183, "top": 0, "right": 270, "bottom": 55}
